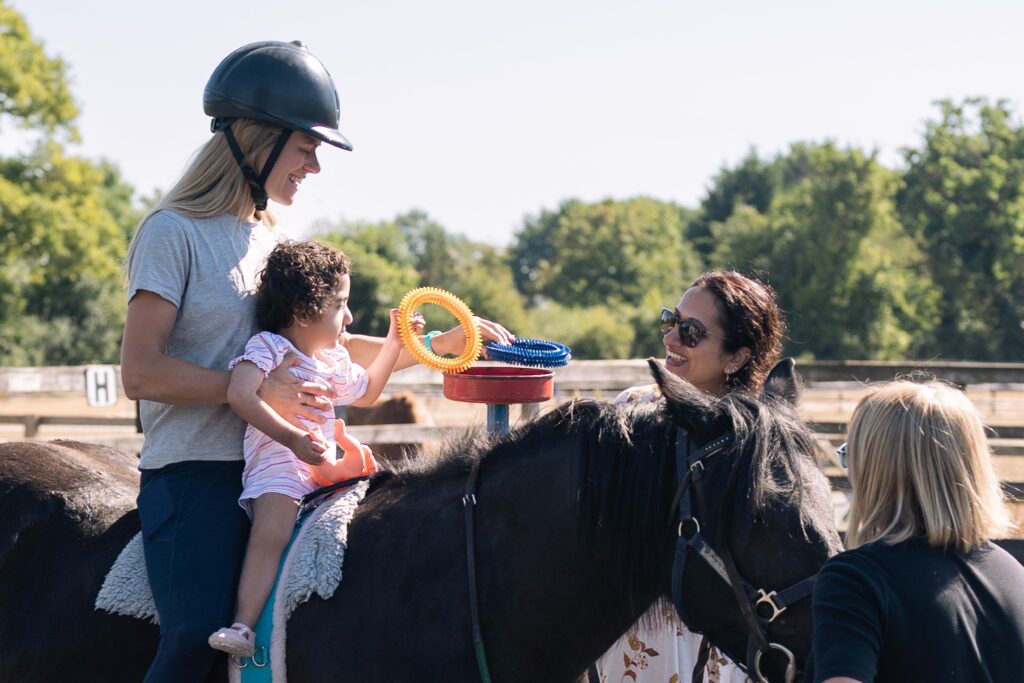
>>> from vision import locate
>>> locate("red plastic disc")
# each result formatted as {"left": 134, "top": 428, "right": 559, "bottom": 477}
{"left": 442, "top": 366, "right": 554, "bottom": 404}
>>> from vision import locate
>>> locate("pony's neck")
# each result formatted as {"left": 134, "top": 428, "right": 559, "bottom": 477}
{"left": 474, "top": 406, "right": 676, "bottom": 680}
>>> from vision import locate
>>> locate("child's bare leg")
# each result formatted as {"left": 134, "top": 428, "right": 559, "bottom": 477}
{"left": 233, "top": 493, "right": 299, "bottom": 628}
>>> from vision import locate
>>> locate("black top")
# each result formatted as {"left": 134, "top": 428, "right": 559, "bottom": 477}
{"left": 804, "top": 537, "right": 1024, "bottom": 682}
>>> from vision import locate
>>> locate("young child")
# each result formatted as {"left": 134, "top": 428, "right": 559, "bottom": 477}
{"left": 208, "top": 239, "right": 404, "bottom": 656}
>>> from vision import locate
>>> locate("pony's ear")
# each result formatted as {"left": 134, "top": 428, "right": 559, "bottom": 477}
{"left": 763, "top": 357, "right": 802, "bottom": 406}
{"left": 648, "top": 358, "right": 718, "bottom": 435}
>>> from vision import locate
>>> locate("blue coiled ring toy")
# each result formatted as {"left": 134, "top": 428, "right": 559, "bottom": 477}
{"left": 484, "top": 338, "right": 572, "bottom": 367}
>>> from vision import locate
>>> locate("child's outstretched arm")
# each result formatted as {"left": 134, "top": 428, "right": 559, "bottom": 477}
{"left": 228, "top": 361, "right": 328, "bottom": 465}
{"left": 344, "top": 315, "right": 515, "bottom": 370}
{"left": 350, "top": 308, "right": 403, "bottom": 406}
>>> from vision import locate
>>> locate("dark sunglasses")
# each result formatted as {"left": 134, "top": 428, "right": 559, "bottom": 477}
{"left": 836, "top": 442, "right": 848, "bottom": 469}
{"left": 660, "top": 307, "right": 727, "bottom": 348}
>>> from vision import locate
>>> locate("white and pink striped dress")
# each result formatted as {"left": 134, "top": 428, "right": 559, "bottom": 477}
{"left": 229, "top": 331, "right": 368, "bottom": 514}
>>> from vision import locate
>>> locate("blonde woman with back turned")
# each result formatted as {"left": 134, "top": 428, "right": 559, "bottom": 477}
{"left": 806, "top": 380, "right": 1024, "bottom": 683}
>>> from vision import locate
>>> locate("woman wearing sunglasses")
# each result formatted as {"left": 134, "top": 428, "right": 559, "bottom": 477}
{"left": 596, "top": 270, "right": 783, "bottom": 683}
{"left": 806, "top": 380, "right": 1024, "bottom": 683}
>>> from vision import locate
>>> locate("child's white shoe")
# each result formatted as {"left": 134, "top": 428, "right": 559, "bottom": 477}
{"left": 208, "top": 622, "right": 255, "bottom": 656}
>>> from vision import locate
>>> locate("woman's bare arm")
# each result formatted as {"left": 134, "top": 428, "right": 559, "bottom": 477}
{"left": 350, "top": 309, "right": 403, "bottom": 407}
{"left": 121, "top": 290, "right": 333, "bottom": 423}
{"left": 121, "top": 291, "right": 232, "bottom": 404}
{"left": 343, "top": 316, "right": 516, "bottom": 370}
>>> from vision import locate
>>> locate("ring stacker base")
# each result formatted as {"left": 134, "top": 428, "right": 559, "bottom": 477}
{"left": 443, "top": 366, "right": 554, "bottom": 435}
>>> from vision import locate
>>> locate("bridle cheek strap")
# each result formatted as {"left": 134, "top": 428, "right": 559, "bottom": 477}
{"left": 667, "top": 428, "right": 809, "bottom": 683}
{"left": 668, "top": 429, "right": 733, "bottom": 621}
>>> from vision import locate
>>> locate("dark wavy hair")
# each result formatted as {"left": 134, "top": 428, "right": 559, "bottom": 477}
{"left": 255, "top": 240, "right": 351, "bottom": 332}
{"left": 692, "top": 270, "right": 784, "bottom": 392}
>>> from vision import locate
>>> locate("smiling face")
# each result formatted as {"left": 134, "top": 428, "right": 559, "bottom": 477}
{"left": 304, "top": 274, "right": 353, "bottom": 352}
{"left": 663, "top": 286, "right": 750, "bottom": 396}
{"left": 261, "top": 132, "right": 322, "bottom": 206}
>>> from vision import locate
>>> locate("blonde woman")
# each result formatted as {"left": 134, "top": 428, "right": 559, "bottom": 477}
{"left": 122, "top": 41, "right": 511, "bottom": 681}
{"left": 806, "top": 380, "right": 1024, "bottom": 683}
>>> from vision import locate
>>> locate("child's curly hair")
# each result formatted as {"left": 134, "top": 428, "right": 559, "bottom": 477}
{"left": 255, "top": 240, "right": 351, "bottom": 332}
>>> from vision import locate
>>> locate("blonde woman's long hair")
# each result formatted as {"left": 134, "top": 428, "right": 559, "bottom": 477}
{"left": 845, "top": 380, "right": 1012, "bottom": 552}
{"left": 126, "top": 119, "right": 284, "bottom": 272}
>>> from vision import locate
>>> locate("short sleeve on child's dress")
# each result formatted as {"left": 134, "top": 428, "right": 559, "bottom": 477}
{"left": 320, "top": 344, "right": 369, "bottom": 406}
{"left": 229, "top": 331, "right": 288, "bottom": 375}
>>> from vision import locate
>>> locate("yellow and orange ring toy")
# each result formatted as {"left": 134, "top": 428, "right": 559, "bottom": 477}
{"left": 397, "top": 287, "right": 482, "bottom": 374}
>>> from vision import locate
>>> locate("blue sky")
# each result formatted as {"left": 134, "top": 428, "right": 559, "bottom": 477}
{"left": 13, "top": 0, "right": 1024, "bottom": 245}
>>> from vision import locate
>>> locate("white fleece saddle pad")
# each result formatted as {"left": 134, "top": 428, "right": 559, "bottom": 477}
{"left": 95, "top": 480, "right": 369, "bottom": 625}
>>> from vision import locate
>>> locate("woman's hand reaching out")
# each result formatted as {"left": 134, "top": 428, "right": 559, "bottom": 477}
{"left": 430, "top": 316, "right": 514, "bottom": 358}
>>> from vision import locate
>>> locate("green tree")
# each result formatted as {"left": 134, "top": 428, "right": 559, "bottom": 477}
{"left": 686, "top": 151, "right": 779, "bottom": 258}
{"left": 0, "top": 2, "right": 78, "bottom": 137}
{"left": 314, "top": 211, "right": 530, "bottom": 336}
{"left": 0, "top": 5, "right": 141, "bottom": 366}
{"left": 510, "top": 197, "right": 702, "bottom": 309}
{"left": 315, "top": 221, "right": 419, "bottom": 337}
{"left": 391, "top": 209, "right": 528, "bottom": 331}
{"left": 451, "top": 247, "right": 528, "bottom": 333}
{"left": 395, "top": 209, "right": 454, "bottom": 286}
{"left": 897, "top": 98, "right": 1024, "bottom": 360}
{"left": 522, "top": 301, "right": 635, "bottom": 360}
{"left": 709, "top": 142, "right": 937, "bottom": 360}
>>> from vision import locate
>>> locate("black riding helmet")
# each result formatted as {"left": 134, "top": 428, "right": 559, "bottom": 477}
{"left": 203, "top": 40, "right": 352, "bottom": 211}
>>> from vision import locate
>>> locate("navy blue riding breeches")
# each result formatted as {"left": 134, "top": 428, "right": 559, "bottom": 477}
{"left": 138, "top": 460, "right": 250, "bottom": 683}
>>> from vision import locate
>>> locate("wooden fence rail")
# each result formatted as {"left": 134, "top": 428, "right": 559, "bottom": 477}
{"left": 7, "top": 359, "right": 1024, "bottom": 396}
{"left": 3, "top": 360, "right": 1024, "bottom": 487}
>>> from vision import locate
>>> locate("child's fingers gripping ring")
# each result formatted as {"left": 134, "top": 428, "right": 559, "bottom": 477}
{"left": 397, "top": 287, "right": 482, "bottom": 374}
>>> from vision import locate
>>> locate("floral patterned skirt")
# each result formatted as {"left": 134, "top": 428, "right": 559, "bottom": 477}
{"left": 595, "top": 601, "right": 750, "bottom": 683}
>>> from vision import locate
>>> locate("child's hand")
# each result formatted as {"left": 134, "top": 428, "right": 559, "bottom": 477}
{"left": 384, "top": 308, "right": 402, "bottom": 348}
{"left": 409, "top": 310, "right": 426, "bottom": 334}
{"left": 289, "top": 428, "right": 328, "bottom": 465}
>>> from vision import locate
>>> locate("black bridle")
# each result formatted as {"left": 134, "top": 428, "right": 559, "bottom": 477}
{"left": 668, "top": 428, "right": 817, "bottom": 683}
{"left": 459, "top": 427, "right": 819, "bottom": 683}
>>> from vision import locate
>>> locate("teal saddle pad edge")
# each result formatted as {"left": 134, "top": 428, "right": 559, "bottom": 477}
{"left": 240, "top": 511, "right": 309, "bottom": 683}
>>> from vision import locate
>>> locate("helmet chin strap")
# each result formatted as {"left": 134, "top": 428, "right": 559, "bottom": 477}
{"left": 213, "top": 118, "right": 293, "bottom": 212}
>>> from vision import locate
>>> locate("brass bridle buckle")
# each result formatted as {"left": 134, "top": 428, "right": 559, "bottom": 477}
{"left": 755, "top": 588, "right": 786, "bottom": 623}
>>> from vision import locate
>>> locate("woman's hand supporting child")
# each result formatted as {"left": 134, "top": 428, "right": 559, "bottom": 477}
{"left": 227, "top": 362, "right": 330, "bottom": 465}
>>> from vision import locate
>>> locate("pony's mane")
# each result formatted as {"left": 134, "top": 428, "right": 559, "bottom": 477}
{"left": 380, "top": 398, "right": 640, "bottom": 483}
{"left": 696, "top": 388, "right": 824, "bottom": 545}
{"left": 372, "top": 387, "right": 825, "bottom": 605}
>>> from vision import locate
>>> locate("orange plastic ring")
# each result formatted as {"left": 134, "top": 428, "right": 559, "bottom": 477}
{"left": 397, "top": 287, "right": 482, "bottom": 374}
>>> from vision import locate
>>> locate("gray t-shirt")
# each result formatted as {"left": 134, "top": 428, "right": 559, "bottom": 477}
{"left": 127, "top": 210, "right": 284, "bottom": 469}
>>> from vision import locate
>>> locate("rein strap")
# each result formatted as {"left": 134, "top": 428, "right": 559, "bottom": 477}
{"left": 463, "top": 459, "right": 493, "bottom": 683}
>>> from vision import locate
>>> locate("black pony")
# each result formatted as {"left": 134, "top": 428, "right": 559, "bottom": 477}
{"left": 0, "top": 360, "right": 841, "bottom": 681}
